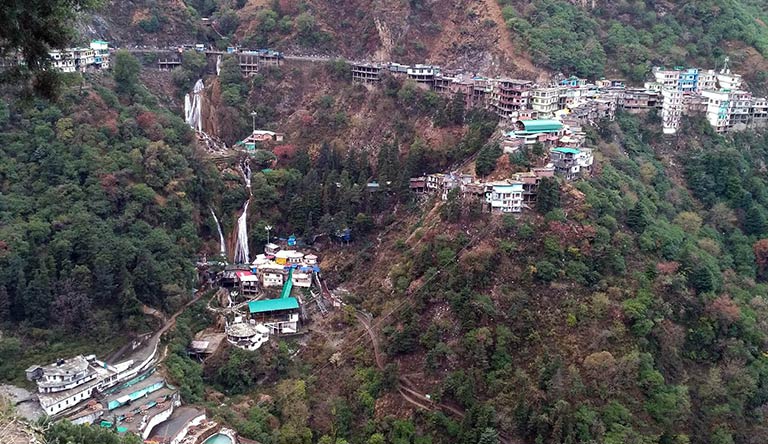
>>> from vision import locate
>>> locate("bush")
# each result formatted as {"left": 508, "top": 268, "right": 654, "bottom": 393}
{"left": 535, "top": 260, "right": 559, "bottom": 282}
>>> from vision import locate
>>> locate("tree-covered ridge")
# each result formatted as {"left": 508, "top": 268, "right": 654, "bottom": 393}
{"left": 0, "top": 76, "right": 221, "bottom": 350}
{"left": 501, "top": 0, "right": 768, "bottom": 82}
{"left": 342, "top": 112, "right": 768, "bottom": 444}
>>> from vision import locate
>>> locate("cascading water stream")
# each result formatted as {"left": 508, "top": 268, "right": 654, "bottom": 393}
{"left": 232, "top": 157, "right": 253, "bottom": 264}
{"left": 210, "top": 208, "right": 226, "bottom": 257}
{"left": 234, "top": 199, "right": 250, "bottom": 264}
{"left": 184, "top": 79, "right": 205, "bottom": 133}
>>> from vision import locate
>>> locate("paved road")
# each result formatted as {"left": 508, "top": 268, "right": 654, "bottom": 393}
{"left": 147, "top": 406, "right": 203, "bottom": 441}
{"left": 120, "top": 47, "right": 336, "bottom": 63}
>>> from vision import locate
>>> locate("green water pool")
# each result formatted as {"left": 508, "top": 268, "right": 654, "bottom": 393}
{"left": 203, "top": 433, "right": 234, "bottom": 444}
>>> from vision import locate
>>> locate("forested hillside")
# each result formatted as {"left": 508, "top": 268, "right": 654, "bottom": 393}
{"left": 6, "top": 1, "right": 768, "bottom": 444}
{"left": 263, "top": 112, "right": 768, "bottom": 444}
{"left": 85, "top": 0, "right": 768, "bottom": 82}
{"left": 0, "top": 64, "right": 223, "bottom": 380}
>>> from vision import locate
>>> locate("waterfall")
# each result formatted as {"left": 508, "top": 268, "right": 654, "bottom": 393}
{"left": 216, "top": 55, "right": 222, "bottom": 76}
{"left": 240, "top": 158, "right": 252, "bottom": 190}
{"left": 210, "top": 208, "right": 226, "bottom": 257}
{"left": 234, "top": 199, "right": 250, "bottom": 264}
{"left": 184, "top": 79, "right": 205, "bottom": 132}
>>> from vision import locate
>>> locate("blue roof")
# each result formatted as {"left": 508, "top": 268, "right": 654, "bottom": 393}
{"left": 248, "top": 297, "right": 299, "bottom": 313}
{"left": 553, "top": 147, "right": 580, "bottom": 155}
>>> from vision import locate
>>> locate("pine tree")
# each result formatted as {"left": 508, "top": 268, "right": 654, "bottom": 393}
{"left": 537, "top": 177, "right": 561, "bottom": 214}
{"left": 475, "top": 144, "right": 502, "bottom": 177}
{"left": 0, "top": 285, "right": 9, "bottom": 324}
{"left": 744, "top": 206, "right": 766, "bottom": 236}
{"left": 626, "top": 201, "right": 648, "bottom": 232}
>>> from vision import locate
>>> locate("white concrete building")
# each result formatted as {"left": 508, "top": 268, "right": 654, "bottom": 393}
{"left": 27, "top": 355, "right": 125, "bottom": 416}
{"left": 226, "top": 316, "right": 270, "bottom": 351}
{"left": 292, "top": 271, "right": 312, "bottom": 288}
{"left": 49, "top": 50, "right": 76, "bottom": 72}
{"left": 485, "top": 181, "right": 524, "bottom": 213}
{"left": 661, "top": 89, "right": 685, "bottom": 134}
{"left": 531, "top": 88, "right": 561, "bottom": 116}
{"left": 702, "top": 89, "right": 755, "bottom": 133}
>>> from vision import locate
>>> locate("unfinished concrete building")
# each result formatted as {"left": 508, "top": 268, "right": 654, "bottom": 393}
{"left": 618, "top": 89, "right": 660, "bottom": 112}
{"left": 490, "top": 79, "right": 533, "bottom": 119}
{"left": 351, "top": 62, "right": 383, "bottom": 82}
{"left": 158, "top": 57, "right": 182, "bottom": 71}
{"left": 238, "top": 52, "right": 260, "bottom": 76}
{"left": 407, "top": 64, "right": 440, "bottom": 84}
{"left": 258, "top": 50, "right": 282, "bottom": 67}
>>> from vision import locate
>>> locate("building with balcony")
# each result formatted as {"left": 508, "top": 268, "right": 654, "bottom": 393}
{"left": 485, "top": 181, "right": 524, "bottom": 213}
{"left": 530, "top": 88, "right": 562, "bottom": 116}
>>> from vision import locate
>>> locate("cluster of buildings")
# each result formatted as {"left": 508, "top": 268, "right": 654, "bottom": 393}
{"left": 220, "top": 242, "right": 328, "bottom": 351}
{"left": 409, "top": 115, "right": 595, "bottom": 213}
{"left": 350, "top": 58, "right": 764, "bottom": 135}
{"left": 160, "top": 46, "right": 282, "bottom": 76}
{"left": 351, "top": 61, "right": 628, "bottom": 124}
{"left": 649, "top": 60, "right": 768, "bottom": 134}
{"left": 1, "top": 40, "right": 111, "bottom": 72}
{"left": 22, "top": 338, "right": 197, "bottom": 442}
{"left": 234, "top": 129, "right": 286, "bottom": 152}
{"left": 410, "top": 168, "right": 551, "bottom": 214}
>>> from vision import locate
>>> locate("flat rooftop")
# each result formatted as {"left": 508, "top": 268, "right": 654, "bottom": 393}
{"left": 40, "top": 356, "right": 90, "bottom": 376}
{"left": 226, "top": 322, "right": 267, "bottom": 338}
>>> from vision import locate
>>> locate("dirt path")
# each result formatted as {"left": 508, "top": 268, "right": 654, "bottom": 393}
{"left": 108, "top": 287, "right": 209, "bottom": 365}
{"left": 355, "top": 310, "right": 519, "bottom": 444}
{"left": 355, "top": 312, "right": 385, "bottom": 370}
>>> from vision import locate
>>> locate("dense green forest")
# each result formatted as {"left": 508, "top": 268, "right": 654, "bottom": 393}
{"left": 0, "top": 60, "right": 224, "bottom": 380}
{"left": 501, "top": 0, "right": 768, "bottom": 82}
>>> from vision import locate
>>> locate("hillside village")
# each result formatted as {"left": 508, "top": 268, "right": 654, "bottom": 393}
{"left": 3, "top": 40, "right": 766, "bottom": 139}
{"left": 4, "top": 11, "right": 768, "bottom": 443}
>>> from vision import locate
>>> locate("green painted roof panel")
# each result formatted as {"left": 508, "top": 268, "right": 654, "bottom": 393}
{"left": 553, "top": 147, "right": 580, "bottom": 154}
{"left": 519, "top": 120, "right": 564, "bottom": 132}
{"left": 248, "top": 297, "right": 299, "bottom": 313}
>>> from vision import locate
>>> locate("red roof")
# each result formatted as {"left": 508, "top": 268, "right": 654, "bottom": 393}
{"left": 235, "top": 270, "right": 254, "bottom": 278}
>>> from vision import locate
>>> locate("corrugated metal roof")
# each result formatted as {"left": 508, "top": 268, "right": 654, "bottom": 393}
{"left": 519, "top": 120, "right": 564, "bottom": 132}
{"left": 248, "top": 297, "right": 298, "bottom": 313}
{"left": 553, "top": 147, "right": 580, "bottom": 154}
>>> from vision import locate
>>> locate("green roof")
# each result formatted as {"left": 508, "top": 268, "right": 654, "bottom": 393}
{"left": 280, "top": 268, "right": 293, "bottom": 299}
{"left": 553, "top": 147, "right": 580, "bottom": 154}
{"left": 519, "top": 120, "right": 564, "bottom": 133}
{"left": 248, "top": 297, "right": 299, "bottom": 313}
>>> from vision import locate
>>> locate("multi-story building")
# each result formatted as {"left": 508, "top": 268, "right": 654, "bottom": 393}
{"left": 512, "top": 167, "right": 555, "bottom": 204}
{"left": 752, "top": 97, "right": 768, "bottom": 128}
{"left": 489, "top": 78, "right": 533, "bottom": 119}
{"left": 530, "top": 87, "right": 561, "bottom": 116}
{"left": 44, "top": 40, "right": 111, "bottom": 73}
{"left": 652, "top": 67, "right": 700, "bottom": 92}
{"left": 90, "top": 40, "right": 110, "bottom": 69}
{"left": 26, "top": 355, "right": 133, "bottom": 416}
{"left": 618, "top": 88, "right": 660, "bottom": 112}
{"left": 661, "top": 89, "right": 685, "bottom": 134}
{"left": 407, "top": 64, "right": 440, "bottom": 84}
{"left": 351, "top": 62, "right": 383, "bottom": 82}
{"left": 549, "top": 147, "right": 593, "bottom": 180}
{"left": 49, "top": 50, "right": 76, "bottom": 72}
{"left": 717, "top": 59, "right": 743, "bottom": 91}
{"left": 485, "top": 181, "right": 524, "bottom": 213}
{"left": 698, "top": 69, "right": 718, "bottom": 91}
{"left": 702, "top": 89, "right": 754, "bottom": 133}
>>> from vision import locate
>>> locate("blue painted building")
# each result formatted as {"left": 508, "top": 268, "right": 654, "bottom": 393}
{"left": 677, "top": 68, "right": 699, "bottom": 93}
